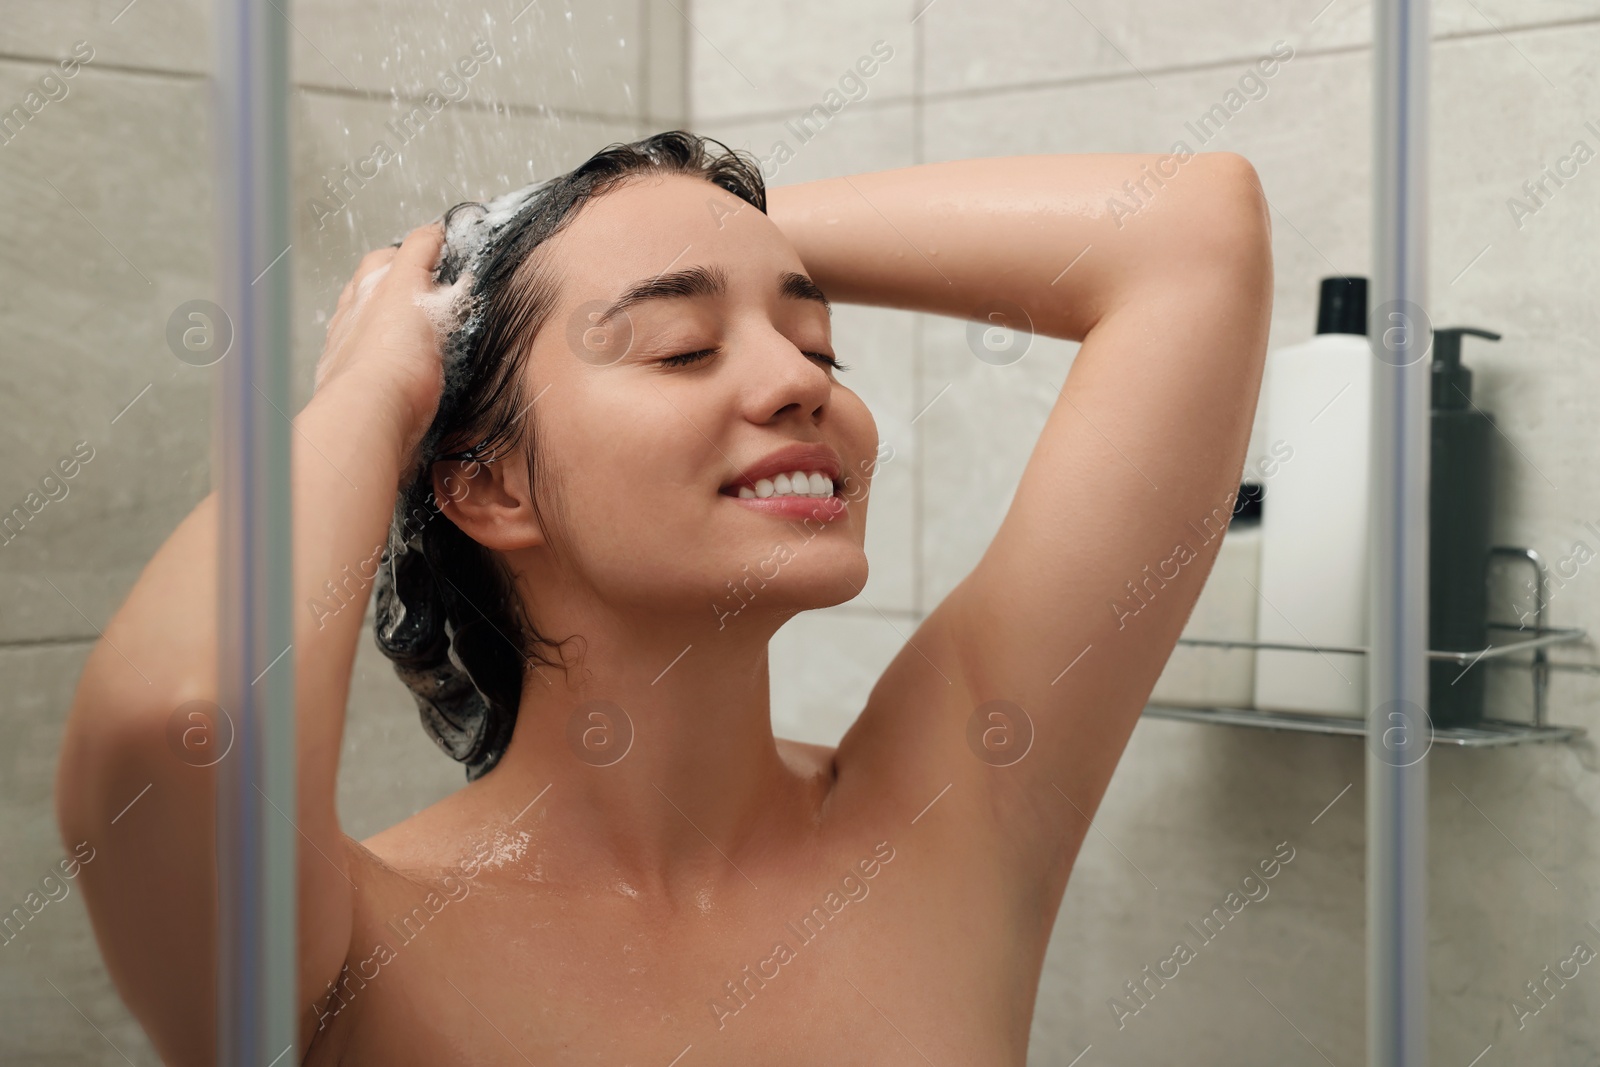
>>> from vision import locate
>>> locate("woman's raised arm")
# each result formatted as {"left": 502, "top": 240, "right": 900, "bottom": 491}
{"left": 768, "top": 152, "right": 1266, "bottom": 346}
{"left": 769, "top": 153, "right": 1273, "bottom": 901}
{"left": 53, "top": 222, "right": 449, "bottom": 1066}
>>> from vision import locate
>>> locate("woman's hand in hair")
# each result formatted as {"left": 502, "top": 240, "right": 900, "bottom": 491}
{"left": 314, "top": 220, "right": 451, "bottom": 473}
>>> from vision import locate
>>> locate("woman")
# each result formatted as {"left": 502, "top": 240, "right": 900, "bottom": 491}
{"left": 56, "top": 131, "right": 1272, "bottom": 1065}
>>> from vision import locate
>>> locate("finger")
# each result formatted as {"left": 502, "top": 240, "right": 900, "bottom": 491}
{"left": 338, "top": 247, "right": 397, "bottom": 306}
{"left": 329, "top": 278, "right": 360, "bottom": 325}
{"left": 389, "top": 220, "right": 448, "bottom": 280}
{"left": 323, "top": 295, "right": 355, "bottom": 347}
{"left": 355, "top": 245, "right": 397, "bottom": 278}
{"left": 352, "top": 261, "right": 392, "bottom": 305}
{"left": 328, "top": 244, "right": 390, "bottom": 335}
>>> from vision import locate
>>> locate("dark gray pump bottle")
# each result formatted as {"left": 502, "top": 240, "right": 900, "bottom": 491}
{"left": 1428, "top": 326, "right": 1500, "bottom": 727}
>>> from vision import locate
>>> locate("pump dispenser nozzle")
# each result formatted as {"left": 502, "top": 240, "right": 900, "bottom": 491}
{"left": 1431, "top": 326, "right": 1501, "bottom": 410}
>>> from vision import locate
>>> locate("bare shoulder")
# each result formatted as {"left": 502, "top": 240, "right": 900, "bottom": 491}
{"left": 353, "top": 785, "right": 483, "bottom": 872}
{"left": 302, "top": 810, "right": 464, "bottom": 1067}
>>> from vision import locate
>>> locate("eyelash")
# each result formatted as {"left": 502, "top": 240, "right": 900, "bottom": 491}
{"left": 658, "top": 347, "right": 851, "bottom": 373}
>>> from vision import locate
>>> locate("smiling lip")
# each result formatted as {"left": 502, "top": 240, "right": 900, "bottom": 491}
{"left": 718, "top": 442, "right": 843, "bottom": 494}
{"left": 718, "top": 441, "right": 848, "bottom": 522}
{"left": 725, "top": 492, "right": 848, "bottom": 521}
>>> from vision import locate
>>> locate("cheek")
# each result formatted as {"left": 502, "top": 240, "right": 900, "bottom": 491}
{"left": 542, "top": 393, "right": 701, "bottom": 533}
{"left": 836, "top": 390, "right": 880, "bottom": 492}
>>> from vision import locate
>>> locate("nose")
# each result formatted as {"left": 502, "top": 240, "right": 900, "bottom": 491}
{"left": 742, "top": 329, "right": 834, "bottom": 424}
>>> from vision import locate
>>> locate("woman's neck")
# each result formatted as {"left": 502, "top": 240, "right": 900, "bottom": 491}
{"left": 473, "top": 607, "right": 825, "bottom": 904}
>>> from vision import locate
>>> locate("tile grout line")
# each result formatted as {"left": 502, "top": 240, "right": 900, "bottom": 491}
{"left": 680, "top": 0, "right": 693, "bottom": 125}
{"left": 0, "top": 635, "right": 101, "bottom": 650}
{"left": 0, "top": 52, "right": 651, "bottom": 127}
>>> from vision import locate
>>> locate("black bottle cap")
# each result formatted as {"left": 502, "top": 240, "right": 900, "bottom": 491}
{"left": 1315, "top": 276, "right": 1368, "bottom": 336}
{"left": 1432, "top": 326, "right": 1501, "bottom": 410}
{"left": 1232, "top": 482, "right": 1264, "bottom": 523}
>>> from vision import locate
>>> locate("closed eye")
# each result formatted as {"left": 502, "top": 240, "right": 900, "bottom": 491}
{"left": 809, "top": 352, "right": 851, "bottom": 372}
{"left": 657, "top": 348, "right": 851, "bottom": 372}
{"left": 659, "top": 348, "right": 718, "bottom": 368}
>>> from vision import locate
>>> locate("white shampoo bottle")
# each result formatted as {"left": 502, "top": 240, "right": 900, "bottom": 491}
{"left": 1253, "top": 277, "right": 1372, "bottom": 717}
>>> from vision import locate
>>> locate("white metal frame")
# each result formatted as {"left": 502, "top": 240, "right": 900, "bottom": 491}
{"left": 212, "top": 0, "right": 297, "bottom": 1061}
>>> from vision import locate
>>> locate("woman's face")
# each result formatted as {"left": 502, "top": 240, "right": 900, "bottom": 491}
{"left": 511, "top": 173, "right": 877, "bottom": 625}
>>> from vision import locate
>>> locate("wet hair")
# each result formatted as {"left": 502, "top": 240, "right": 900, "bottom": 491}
{"left": 372, "top": 131, "right": 767, "bottom": 781}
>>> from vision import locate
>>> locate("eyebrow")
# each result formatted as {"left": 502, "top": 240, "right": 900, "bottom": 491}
{"left": 597, "top": 265, "right": 830, "bottom": 324}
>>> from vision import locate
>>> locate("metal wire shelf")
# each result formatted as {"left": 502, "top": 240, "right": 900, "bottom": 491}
{"left": 1141, "top": 546, "right": 1592, "bottom": 746}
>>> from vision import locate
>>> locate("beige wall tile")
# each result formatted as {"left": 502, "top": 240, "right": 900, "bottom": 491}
{"left": 1430, "top": 21, "right": 1600, "bottom": 615}
{"left": 686, "top": 0, "right": 913, "bottom": 122}
{"left": 920, "top": 1, "right": 1600, "bottom": 97}
{"left": 0, "top": 62, "right": 213, "bottom": 645}
{"left": 697, "top": 95, "right": 914, "bottom": 186}
{"left": 3, "top": 0, "right": 645, "bottom": 117}
{"left": 5, "top": 1, "right": 207, "bottom": 78}
{"left": 288, "top": 0, "right": 643, "bottom": 117}
{"left": 644, "top": 0, "right": 690, "bottom": 125}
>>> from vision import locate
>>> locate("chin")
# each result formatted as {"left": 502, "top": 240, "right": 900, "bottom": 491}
{"left": 707, "top": 547, "right": 868, "bottom": 626}
{"left": 796, "top": 560, "right": 871, "bottom": 610}
{"left": 794, "top": 547, "right": 871, "bottom": 600}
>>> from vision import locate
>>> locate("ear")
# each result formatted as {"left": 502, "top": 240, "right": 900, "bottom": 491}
{"left": 431, "top": 454, "right": 545, "bottom": 552}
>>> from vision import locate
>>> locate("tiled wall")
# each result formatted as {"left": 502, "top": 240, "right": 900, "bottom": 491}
{"left": 0, "top": 1, "right": 679, "bottom": 1061}
{"left": 689, "top": 2, "right": 1600, "bottom": 1065}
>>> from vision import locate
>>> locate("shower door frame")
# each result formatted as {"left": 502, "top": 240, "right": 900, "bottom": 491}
{"left": 1369, "top": 0, "right": 1431, "bottom": 1064}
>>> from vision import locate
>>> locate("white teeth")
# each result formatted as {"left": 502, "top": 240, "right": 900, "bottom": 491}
{"left": 733, "top": 469, "right": 835, "bottom": 499}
